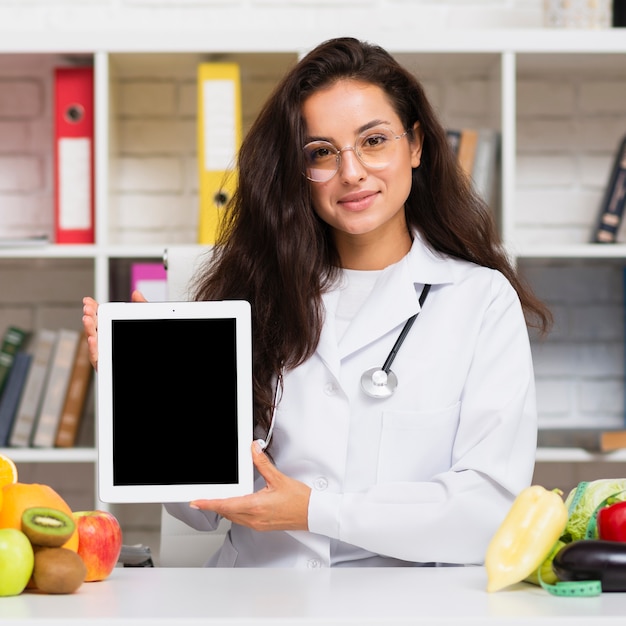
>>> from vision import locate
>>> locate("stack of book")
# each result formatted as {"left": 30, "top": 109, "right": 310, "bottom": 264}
{"left": 0, "top": 327, "right": 93, "bottom": 449}
{"left": 446, "top": 127, "right": 500, "bottom": 210}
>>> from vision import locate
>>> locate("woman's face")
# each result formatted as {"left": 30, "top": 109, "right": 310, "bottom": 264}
{"left": 302, "top": 79, "right": 422, "bottom": 245}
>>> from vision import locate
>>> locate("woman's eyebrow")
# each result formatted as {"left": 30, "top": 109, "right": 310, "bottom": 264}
{"left": 304, "top": 119, "right": 393, "bottom": 144}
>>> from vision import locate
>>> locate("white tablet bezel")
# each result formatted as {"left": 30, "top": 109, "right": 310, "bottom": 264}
{"left": 96, "top": 300, "right": 253, "bottom": 503}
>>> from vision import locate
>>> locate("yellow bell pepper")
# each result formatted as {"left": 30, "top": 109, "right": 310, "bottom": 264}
{"left": 485, "top": 485, "right": 568, "bottom": 592}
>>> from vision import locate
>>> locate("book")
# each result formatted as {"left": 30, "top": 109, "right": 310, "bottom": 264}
{"left": 445, "top": 129, "right": 461, "bottom": 156}
{"left": 471, "top": 128, "right": 500, "bottom": 208}
{"left": 9, "top": 329, "right": 57, "bottom": 447}
{"left": 591, "top": 134, "right": 626, "bottom": 243}
{"left": 457, "top": 128, "right": 479, "bottom": 179}
{"left": 31, "top": 329, "right": 80, "bottom": 448}
{"left": 55, "top": 331, "right": 93, "bottom": 448}
{"left": 0, "top": 351, "right": 32, "bottom": 447}
{"left": 0, "top": 326, "right": 29, "bottom": 401}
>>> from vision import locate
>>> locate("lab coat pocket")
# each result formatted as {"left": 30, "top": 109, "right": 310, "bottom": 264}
{"left": 377, "top": 402, "right": 461, "bottom": 483}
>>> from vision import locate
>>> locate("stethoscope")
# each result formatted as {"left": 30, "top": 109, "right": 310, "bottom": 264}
{"left": 360, "top": 283, "right": 431, "bottom": 399}
{"left": 257, "top": 283, "right": 432, "bottom": 450}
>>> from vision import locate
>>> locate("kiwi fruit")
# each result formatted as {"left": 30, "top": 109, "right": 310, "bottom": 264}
{"left": 32, "top": 547, "right": 87, "bottom": 594}
{"left": 21, "top": 507, "right": 76, "bottom": 547}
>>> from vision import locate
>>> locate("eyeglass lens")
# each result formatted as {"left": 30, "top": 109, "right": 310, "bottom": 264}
{"left": 303, "top": 128, "right": 407, "bottom": 182}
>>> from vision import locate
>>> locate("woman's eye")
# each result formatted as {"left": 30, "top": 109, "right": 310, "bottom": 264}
{"left": 362, "top": 133, "right": 388, "bottom": 149}
{"left": 310, "top": 146, "right": 333, "bottom": 161}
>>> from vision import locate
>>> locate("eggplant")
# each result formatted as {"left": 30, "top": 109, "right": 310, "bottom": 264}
{"left": 552, "top": 540, "right": 626, "bottom": 592}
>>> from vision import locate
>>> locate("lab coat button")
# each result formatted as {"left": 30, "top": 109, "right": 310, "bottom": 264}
{"left": 307, "top": 559, "right": 322, "bottom": 568}
{"left": 323, "top": 382, "right": 336, "bottom": 395}
{"left": 313, "top": 477, "right": 328, "bottom": 490}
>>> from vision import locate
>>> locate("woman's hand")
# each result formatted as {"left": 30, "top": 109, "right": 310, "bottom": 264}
{"left": 190, "top": 441, "right": 311, "bottom": 532}
{"left": 82, "top": 290, "right": 147, "bottom": 371}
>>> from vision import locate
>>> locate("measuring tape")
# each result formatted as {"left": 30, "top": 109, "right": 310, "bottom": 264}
{"left": 538, "top": 482, "right": 602, "bottom": 597}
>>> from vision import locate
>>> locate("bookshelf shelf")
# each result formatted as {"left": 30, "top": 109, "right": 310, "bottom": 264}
{"left": 1, "top": 25, "right": 626, "bottom": 502}
{"left": 1, "top": 447, "right": 97, "bottom": 463}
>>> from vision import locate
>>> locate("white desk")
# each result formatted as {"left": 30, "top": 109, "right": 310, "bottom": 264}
{"left": 2, "top": 566, "right": 626, "bottom": 625}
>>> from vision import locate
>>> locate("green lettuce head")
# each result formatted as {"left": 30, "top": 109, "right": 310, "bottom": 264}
{"left": 562, "top": 479, "right": 626, "bottom": 543}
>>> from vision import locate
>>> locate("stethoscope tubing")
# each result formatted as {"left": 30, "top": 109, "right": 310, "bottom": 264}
{"left": 381, "top": 283, "right": 431, "bottom": 373}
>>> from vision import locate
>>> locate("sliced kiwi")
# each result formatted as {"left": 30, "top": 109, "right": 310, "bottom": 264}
{"left": 32, "top": 547, "right": 86, "bottom": 594}
{"left": 21, "top": 507, "right": 76, "bottom": 547}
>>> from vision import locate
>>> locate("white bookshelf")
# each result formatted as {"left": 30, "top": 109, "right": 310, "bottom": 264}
{"left": 2, "top": 28, "right": 626, "bottom": 506}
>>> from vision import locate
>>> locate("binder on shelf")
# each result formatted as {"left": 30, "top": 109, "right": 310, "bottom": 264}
{"left": 9, "top": 329, "right": 57, "bottom": 447}
{"left": 55, "top": 331, "right": 93, "bottom": 448}
{"left": 0, "top": 351, "right": 32, "bottom": 447}
{"left": 130, "top": 262, "right": 168, "bottom": 302}
{"left": 591, "top": 133, "right": 626, "bottom": 243}
{"left": 32, "top": 329, "right": 80, "bottom": 448}
{"left": 197, "top": 62, "right": 242, "bottom": 245}
{"left": 0, "top": 326, "right": 29, "bottom": 401}
{"left": 54, "top": 66, "right": 95, "bottom": 244}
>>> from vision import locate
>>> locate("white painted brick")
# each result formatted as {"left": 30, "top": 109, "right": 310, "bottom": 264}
{"left": 517, "top": 80, "right": 575, "bottom": 117}
{"left": 577, "top": 342, "right": 624, "bottom": 377}
{"left": 516, "top": 154, "right": 576, "bottom": 186}
{"left": 447, "top": 79, "right": 494, "bottom": 116}
{"left": 113, "top": 228, "right": 196, "bottom": 245}
{"left": 531, "top": 341, "right": 579, "bottom": 377}
{"left": 517, "top": 119, "right": 576, "bottom": 152}
{"left": 118, "top": 119, "right": 195, "bottom": 154}
{"left": 571, "top": 306, "right": 624, "bottom": 341}
{"left": 580, "top": 81, "right": 626, "bottom": 115}
{"left": 114, "top": 156, "right": 183, "bottom": 191}
{"left": 0, "top": 155, "right": 43, "bottom": 191}
{"left": 118, "top": 81, "right": 178, "bottom": 117}
{"left": 179, "top": 80, "right": 196, "bottom": 117}
{"left": 579, "top": 379, "right": 624, "bottom": 414}
{"left": 0, "top": 79, "right": 42, "bottom": 117}
{"left": 522, "top": 262, "right": 622, "bottom": 303}
{"left": 515, "top": 187, "right": 599, "bottom": 223}
{"left": 115, "top": 194, "right": 196, "bottom": 229}
{"left": 513, "top": 226, "right": 590, "bottom": 246}
{"left": 0, "top": 121, "right": 28, "bottom": 150}
{"left": 535, "top": 379, "right": 572, "bottom": 415}
{"left": 0, "top": 194, "right": 51, "bottom": 230}
{"left": 580, "top": 153, "right": 615, "bottom": 187}
{"left": 514, "top": 189, "right": 599, "bottom": 227}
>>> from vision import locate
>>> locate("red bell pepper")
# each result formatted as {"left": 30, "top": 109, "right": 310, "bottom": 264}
{"left": 597, "top": 500, "right": 626, "bottom": 542}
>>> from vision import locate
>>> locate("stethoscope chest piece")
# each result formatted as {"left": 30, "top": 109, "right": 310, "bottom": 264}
{"left": 358, "top": 283, "right": 431, "bottom": 400}
{"left": 360, "top": 367, "right": 398, "bottom": 398}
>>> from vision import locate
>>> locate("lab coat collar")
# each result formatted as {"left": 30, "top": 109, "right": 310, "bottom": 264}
{"left": 317, "top": 232, "right": 456, "bottom": 373}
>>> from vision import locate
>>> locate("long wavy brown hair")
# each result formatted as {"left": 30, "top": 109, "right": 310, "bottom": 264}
{"left": 191, "top": 37, "right": 552, "bottom": 445}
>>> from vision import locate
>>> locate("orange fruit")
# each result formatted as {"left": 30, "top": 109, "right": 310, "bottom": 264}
{"left": 0, "top": 482, "right": 78, "bottom": 552}
{"left": 0, "top": 453, "right": 18, "bottom": 489}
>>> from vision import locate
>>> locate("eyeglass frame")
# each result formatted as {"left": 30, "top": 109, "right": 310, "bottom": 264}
{"left": 302, "top": 127, "right": 410, "bottom": 183}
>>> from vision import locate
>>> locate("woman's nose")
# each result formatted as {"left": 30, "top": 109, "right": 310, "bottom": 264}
{"left": 338, "top": 147, "right": 366, "bottom": 182}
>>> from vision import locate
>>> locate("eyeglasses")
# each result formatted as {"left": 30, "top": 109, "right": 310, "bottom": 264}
{"left": 303, "top": 127, "right": 409, "bottom": 183}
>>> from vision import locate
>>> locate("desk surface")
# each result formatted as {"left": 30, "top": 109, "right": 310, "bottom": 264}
{"left": 2, "top": 566, "right": 626, "bottom": 625}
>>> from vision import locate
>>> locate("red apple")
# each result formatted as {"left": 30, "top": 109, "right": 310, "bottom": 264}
{"left": 72, "top": 510, "right": 122, "bottom": 582}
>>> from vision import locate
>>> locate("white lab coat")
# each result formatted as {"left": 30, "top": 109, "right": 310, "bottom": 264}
{"left": 166, "top": 233, "right": 538, "bottom": 567}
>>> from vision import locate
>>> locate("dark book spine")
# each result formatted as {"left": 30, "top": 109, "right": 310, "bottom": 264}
{"left": 592, "top": 135, "right": 626, "bottom": 243}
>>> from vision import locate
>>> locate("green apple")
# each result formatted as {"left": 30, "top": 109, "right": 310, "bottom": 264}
{"left": 0, "top": 528, "right": 34, "bottom": 596}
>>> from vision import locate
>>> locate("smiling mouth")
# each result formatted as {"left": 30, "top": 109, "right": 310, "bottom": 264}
{"left": 339, "top": 191, "right": 378, "bottom": 209}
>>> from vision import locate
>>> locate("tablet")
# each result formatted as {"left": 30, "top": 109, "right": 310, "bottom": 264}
{"left": 96, "top": 300, "right": 253, "bottom": 503}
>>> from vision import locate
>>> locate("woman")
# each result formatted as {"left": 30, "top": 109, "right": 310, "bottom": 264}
{"left": 83, "top": 37, "right": 551, "bottom": 567}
